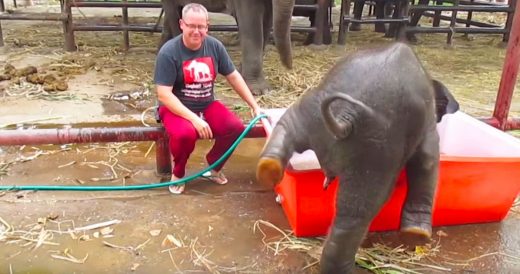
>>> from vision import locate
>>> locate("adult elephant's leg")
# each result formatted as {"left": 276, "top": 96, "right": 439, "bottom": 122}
{"left": 159, "top": 0, "right": 182, "bottom": 49}
{"left": 406, "top": 0, "right": 428, "bottom": 42}
{"left": 303, "top": 9, "right": 332, "bottom": 45}
{"left": 303, "top": 11, "right": 316, "bottom": 45}
{"left": 322, "top": 4, "right": 332, "bottom": 45}
{"left": 400, "top": 129, "right": 439, "bottom": 241}
{"left": 385, "top": 0, "right": 398, "bottom": 38}
{"left": 234, "top": 0, "right": 270, "bottom": 95}
{"left": 374, "top": 0, "right": 387, "bottom": 33}
{"left": 262, "top": 0, "right": 273, "bottom": 49}
{"left": 321, "top": 173, "right": 395, "bottom": 273}
{"left": 409, "top": 0, "right": 428, "bottom": 26}
{"left": 349, "top": 0, "right": 365, "bottom": 31}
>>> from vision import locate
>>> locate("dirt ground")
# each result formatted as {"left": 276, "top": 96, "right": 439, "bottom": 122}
{"left": 1, "top": 4, "right": 520, "bottom": 274}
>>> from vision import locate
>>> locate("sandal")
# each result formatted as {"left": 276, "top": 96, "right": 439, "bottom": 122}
{"left": 202, "top": 171, "right": 228, "bottom": 185}
{"left": 168, "top": 173, "right": 185, "bottom": 194}
{"left": 169, "top": 184, "right": 185, "bottom": 194}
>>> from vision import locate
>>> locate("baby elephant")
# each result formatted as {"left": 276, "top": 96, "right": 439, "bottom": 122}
{"left": 256, "top": 43, "right": 458, "bottom": 273}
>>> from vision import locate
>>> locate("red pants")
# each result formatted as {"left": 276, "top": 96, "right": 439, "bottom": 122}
{"left": 159, "top": 101, "right": 245, "bottom": 178}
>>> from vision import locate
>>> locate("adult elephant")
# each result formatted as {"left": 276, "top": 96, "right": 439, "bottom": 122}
{"left": 349, "top": 0, "right": 409, "bottom": 38}
{"left": 349, "top": 0, "right": 393, "bottom": 33}
{"left": 293, "top": 0, "right": 333, "bottom": 45}
{"left": 159, "top": 0, "right": 295, "bottom": 95}
{"left": 256, "top": 43, "right": 459, "bottom": 273}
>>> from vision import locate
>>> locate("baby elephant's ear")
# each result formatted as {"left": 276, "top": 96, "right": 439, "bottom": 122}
{"left": 432, "top": 79, "right": 459, "bottom": 122}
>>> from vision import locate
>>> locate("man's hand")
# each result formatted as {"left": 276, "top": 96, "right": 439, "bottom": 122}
{"left": 191, "top": 116, "right": 213, "bottom": 139}
{"left": 251, "top": 106, "right": 264, "bottom": 117}
{"left": 251, "top": 107, "right": 271, "bottom": 122}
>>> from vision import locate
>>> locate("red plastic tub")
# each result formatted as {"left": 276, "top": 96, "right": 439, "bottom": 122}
{"left": 265, "top": 110, "right": 520, "bottom": 237}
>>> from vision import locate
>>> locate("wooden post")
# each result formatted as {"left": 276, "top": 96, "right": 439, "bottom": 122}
{"left": 156, "top": 135, "right": 171, "bottom": 177}
{"left": 0, "top": 0, "right": 3, "bottom": 47}
{"left": 313, "top": 0, "right": 326, "bottom": 45}
{"left": 337, "top": 0, "right": 350, "bottom": 45}
{"left": 447, "top": 0, "right": 459, "bottom": 45}
{"left": 122, "top": 0, "right": 129, "bottom": 50}
{"left": 492, "top": 0, "right": 520, "bottom": 130}
{"left": 0, "top": 21, "right": 3, "bottom": 47}
{"left": 503, "top": 0, "right": 516, "bottom": 42}
{"left": 63, "top": 0, "right": 77, "bottom": 51}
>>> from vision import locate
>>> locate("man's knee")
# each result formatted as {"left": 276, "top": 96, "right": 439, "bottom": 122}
{"left": 174, "top": 131, "right": 198, "bottom": 143}
{"left": 227, "top": 120, "right": 245, "bottom": 136}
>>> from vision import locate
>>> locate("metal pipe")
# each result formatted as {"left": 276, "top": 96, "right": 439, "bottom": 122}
{"left": 346, "top": 18, "right": 410, "bottom": 24}
{"left": 406, "top": 26, "right": 508, "bottom": 34}
{"left": 492, "top": 0, "right": 520, "bottom": 130}
{"left": 70, "top": 1, "right": 318, "bottom": 10}
{"left": 0, "top": 124, "right": 266, "bottom": 176}
{"left": 72, "top": 24, "right": 242, "bottom": 32}
{"left": 72, "top": 24, "right": 317, "bottom": 34}
{"left": 0, "top": 127, "right": 166, "bottom": 146}
{"left": 0, "top": 125, "right": 266, "bottom": 146}
{"left": 294, "top": 4, "right": 319, "bottom": 11}
{"left": 156, "top": 135, "right": 170, "bottom": 176}
{"left": 0, "top": 126, "right": 171, "bottom": 176}
{"left": 69, "top": 1, "right": 161, "bottom": 8}
{"left": 73, "top": 24, "right": 162, "bottom": 32}
{"left": 0, "top": 12, "right": 68, "bottom": 21}
{"left": 409, "top": 5, "right": 512, "bottom": 12}
{"left": 421, "top": 12, "right": 503, "bottom": 28}
{"left": 479, "top": 117, "right": 520, "bottom": 130}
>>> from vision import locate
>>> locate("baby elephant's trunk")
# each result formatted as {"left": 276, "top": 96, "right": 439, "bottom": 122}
{"left": 256, "top": 125, "right": 294, "bottom": 187}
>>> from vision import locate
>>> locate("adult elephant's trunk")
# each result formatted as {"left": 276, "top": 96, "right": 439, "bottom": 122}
{"left": 273, "top": 0, "right": 295, "bottom": 69}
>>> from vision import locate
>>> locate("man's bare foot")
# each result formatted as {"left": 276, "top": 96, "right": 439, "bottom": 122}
{"left": 168, "top": 174, "right": 185, "bottom": 194}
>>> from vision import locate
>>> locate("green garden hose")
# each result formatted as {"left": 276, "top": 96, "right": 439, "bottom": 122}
{"left": 0, "top": 114, "right": 268, "bottom": 191}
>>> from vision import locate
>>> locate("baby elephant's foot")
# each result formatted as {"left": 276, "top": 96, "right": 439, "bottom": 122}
{"left": 400, "top": 205, "right": 433, "bottom": 239}
{"left": 400, "top": 220, "right": 432, "bottom": 248}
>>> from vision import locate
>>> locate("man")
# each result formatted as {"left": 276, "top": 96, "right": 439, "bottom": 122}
{"left": 154, "top": 3, "right": 262, "bottom": 194}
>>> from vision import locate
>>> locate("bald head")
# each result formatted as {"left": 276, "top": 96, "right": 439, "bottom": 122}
{"left": 182, "top": 3, "right": 209, "bottom": 20}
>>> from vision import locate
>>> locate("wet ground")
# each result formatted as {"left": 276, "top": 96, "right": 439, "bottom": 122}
{"left": 1, "top": 140, "right": 311, "bottom": 273}
{"left": 1, "top": 3, "right": 520, "bottom": 274}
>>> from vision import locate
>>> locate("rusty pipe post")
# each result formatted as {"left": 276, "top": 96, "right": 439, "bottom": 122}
{"left": 492, "top": 0, "right": 520, "bottom": 130}
{"left": 155, "top": 135, "right": 171, "bottom": 177}
{"left": 0, "top": 126, "right": 169, "bottom": 175}
{"left": 0, "top": 124, "right": 267, "bottom": 176}
{"left": 0, "top": 127, "right": 166, "bottom": 145}
{"left": 0, "top": 125, "right": 266, "bottom": 145}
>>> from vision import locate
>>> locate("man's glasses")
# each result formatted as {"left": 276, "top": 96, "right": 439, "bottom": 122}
{"left": 183, "top": 22, "right": 208, "bottom": 31}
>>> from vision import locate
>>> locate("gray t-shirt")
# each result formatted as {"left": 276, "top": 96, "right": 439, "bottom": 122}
{"left": 154, "top": 35, "right": 235, "bottom": 112}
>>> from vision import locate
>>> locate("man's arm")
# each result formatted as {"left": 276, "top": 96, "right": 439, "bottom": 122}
{"left": 157, "top": 85, "right": 213, "bottom": 139}
{"left": 225, "top": 70, "right": 262, "bottom": 116}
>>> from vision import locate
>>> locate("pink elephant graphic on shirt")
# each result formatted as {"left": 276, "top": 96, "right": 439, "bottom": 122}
{"left": 186, "top": 60, "right": 213, "bottom": 82}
